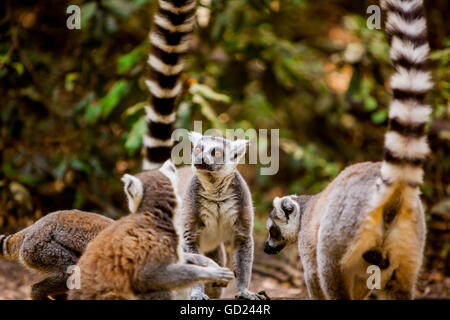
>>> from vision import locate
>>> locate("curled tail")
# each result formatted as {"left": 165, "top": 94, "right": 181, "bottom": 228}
{"left": 380, "top": 0, "right": 432, "bottom": 190}
{"left": 0, "top": 231, "right": 26, "bottom": 261}
{"left": 143, "top": 0, "right": 197, "bottom": 170}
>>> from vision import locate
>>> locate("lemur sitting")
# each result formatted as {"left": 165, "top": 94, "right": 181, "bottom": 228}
{"left": 264, "top": 0, "right": 432, "bottom": 300}
{"left": 0, "top": 210, "right": 113, "bottom": 299}
{"left": 0, "top": 162, "right": 229, "bottom": 300}
{"left": 0, "top": 0, "right": 202, "bottom": 299}
{"left": 68, "top": 160, "right": 234, "bottom": 300}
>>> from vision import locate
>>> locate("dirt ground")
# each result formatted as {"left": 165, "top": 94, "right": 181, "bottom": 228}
{"left": 0, "top": 239, "right": 448, "bottom": 300}
{"left": 0, "top": 241, "right": 307, "bottom": 300}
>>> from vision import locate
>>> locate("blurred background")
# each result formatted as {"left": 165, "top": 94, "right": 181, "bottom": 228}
{"left": 0, "top": 0, "right": 449, "bottom": 298}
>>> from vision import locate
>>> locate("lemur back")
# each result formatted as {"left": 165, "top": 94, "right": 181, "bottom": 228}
{"left": 0, "top": 210, "right": 113, "bottom": 299}
{"left": 68, "top": 161, "right": 233, "bottom": 300}
{"left": 264, "top": 0, "right": 432, "bottom": 300}
{"left": 142, "top": 0, "right": 197, "bottom": 170}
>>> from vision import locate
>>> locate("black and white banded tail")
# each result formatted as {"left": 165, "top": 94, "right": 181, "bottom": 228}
{"left": 380, "top": 0, "right": 432, "bottom": 189}
{"left": 143, "top": 0, "right": 197, "bottom": 170}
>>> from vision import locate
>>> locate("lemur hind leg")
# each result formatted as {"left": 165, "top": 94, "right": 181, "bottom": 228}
{"left": 299, "top": 243, "right": 326, "bottom": 300}
{"left": 303, "top": 265, "right": 326, "bottom": 300}
{"left": 350, "top": 277, "right": 371, "bottom": 300}
{"left": 318, "top": 261, "right": 350, "bottom": 299}
{"left": 317, "top": 241, "right": 350, "bottom": 299}
{"left": 205, "top": 243, "right": 227, "bottom": 299}
{"left": 31, "top": 273, "right": 69, "bottom": 300}
{"left": 21, "top": 236, "right": 79, "bottom": 300}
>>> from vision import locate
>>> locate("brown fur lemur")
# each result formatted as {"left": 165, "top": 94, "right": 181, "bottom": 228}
{"left": 264, "top": 0, "right": 432, "bottom": 300}
{"left": 124, "top": 133, "right": 265, "bottom": 300}
{"left": 0, "top": 211, "right": 113, "bottom": 299}
{"left": 68, "top": 160, "right": 234, "bottom": 300}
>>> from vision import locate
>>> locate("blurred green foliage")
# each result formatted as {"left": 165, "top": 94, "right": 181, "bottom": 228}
{"left": 0, "top": 0, "right": 449, "bottom": 240}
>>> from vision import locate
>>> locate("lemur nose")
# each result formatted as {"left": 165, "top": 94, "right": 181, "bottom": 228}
{"left": 263, "top": 242, "right": 278, "bottom": 255}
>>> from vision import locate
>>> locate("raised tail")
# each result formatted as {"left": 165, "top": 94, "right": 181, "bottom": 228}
{"left": 142, "top": 0, "right": 197, "bottom": 170}
{"left": 380, "top": 0, "right": 432, "bottom": 190}
{"left": 0, "top": 231, "right": 26, "bottom": 261}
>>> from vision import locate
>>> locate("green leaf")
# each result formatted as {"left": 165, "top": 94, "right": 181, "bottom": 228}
{"left": 122, "top": 101, "right": 146, "bottom": 118}
{"left": 85, "top": 103, "right": 102, "bottom": 124}
{"left": 70, "top": 158, "right": 92, "bottom": 174}
{"left": 102, "top": 0, "right": 135, "bottom": 19}
{"left": 12, "top": 62, "right": 24, "bottom": 75}
{"left": 73, "top": 192, "right": 86, "bottom": 209}
{"left": 371, "top": 110, "right": 387, "bottom": 124}
{"left": 73, "top": 92, "right": 95, "bottom": 115}
{"left": 117, "top": 42, "right": 147, "bottom": 74}
{"left": 430, "top": 48, "right": 450, "bottom": 61}
{"left": 190, "top": 83, "right": 231, "bottom": 104}
{"left": 364, "top": 96, "right": 377, "bottom": 111}
{"left": 81, "top": 2, "right": 97, "bottom": 28}
{"left": 54, "top": 160, "right": 68, "bottom": 179}
{"left": 125, "top": 116, "right": 147, "bottom": 153}
{"left": 100, "top": 80, "right": 131, "bottom": 118}
{"left": 65, "top": 72, "right": 79, "bottom": 91}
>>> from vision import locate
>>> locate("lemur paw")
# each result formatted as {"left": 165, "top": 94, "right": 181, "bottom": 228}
{"left": 190, "top": 291, "right": 210, "bottom": 300}
{"left": 208, "top": 266, "right": 234, "bottom": 284}
{"left": 235, "top": 290, "right": 269, "bottom": 300}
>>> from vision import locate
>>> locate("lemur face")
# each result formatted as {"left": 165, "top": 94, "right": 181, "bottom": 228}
{"left": 121, "top": 160, "right": 178, "bottom": 213}
{"left": 264, "top": 196, "right": 300, "bottom": 255}
{"left": 188, "top": 132, "right": 249, "bottom": 175}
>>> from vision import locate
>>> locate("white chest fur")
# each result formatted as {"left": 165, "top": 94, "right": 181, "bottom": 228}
{"left": 198, "top": 196, "right": 239, "bottom": 253}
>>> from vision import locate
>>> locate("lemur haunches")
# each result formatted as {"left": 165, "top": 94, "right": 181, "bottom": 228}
{"left": 68, "top": 161, "right": 234, "bottom": 300}
{"left": 0, "top": 211, "right": 113, "bottom": 300}
{"left": 264, "top": 0, "right": 432, "bottom": 300}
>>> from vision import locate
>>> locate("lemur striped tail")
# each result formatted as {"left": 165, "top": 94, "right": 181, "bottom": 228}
{"left": 0, "top": 232, "right": 26, "bottom": 260}
{"left": 380, "top": 0, "right": 432, "bottom": 189}
{"left": 143, "top": 0, "right": 197, "bottom": 170}
{"left": 0, "top": 235, "right": 7, "bottom": 257}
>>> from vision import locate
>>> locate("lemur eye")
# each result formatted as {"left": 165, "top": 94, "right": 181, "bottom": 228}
{"left": 270, "top": 229, "right": 278, "bottom": 238}
{"left": 214, "top": 150, "right": 222, "bottom": 157}
{"left": 195, "top": 147, "right": 201, "bottom": 154}
{"left": 282, "top": 201, "right": 294, "bottom": 214}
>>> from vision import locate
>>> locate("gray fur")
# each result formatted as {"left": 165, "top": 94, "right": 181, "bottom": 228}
{"left": 265, "top": 162, "right": 426, "bottom": 299}
{"left": 181, "top": 133, "right": 264, "bottom": 300}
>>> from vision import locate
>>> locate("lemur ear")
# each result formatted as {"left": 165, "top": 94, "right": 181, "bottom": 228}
{"left": 121, "top": 174, "right": 143, "bottom": 213}
{"left": 159, "top": 160, "right": 178, "bottom": 187}
{"left": 231, "top": 139, "right": 249, "bottom": 162}
{"left": 281, "top": 198, "right": 295, "bottom": 221}
{"left": 188, "top": 131, "right": 203, "bottom": 146}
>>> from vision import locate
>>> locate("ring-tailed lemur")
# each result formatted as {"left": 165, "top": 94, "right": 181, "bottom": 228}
{"left": 264, "top": 0, "right": 432, "bottom": 300}
{"left": 142, "top": 0, "right": 197, "bottom": 170}
{"left": 0, "top": 166, "right": 226, "bottom": 300}
{"left": 129, "top": 134, "right": 263, "bottom": 299}
{"left": 182, "top": 133, "right": 264, "bottom": 300}
{"left": 68, "top": 160, "right": 234, "bottom": 300}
